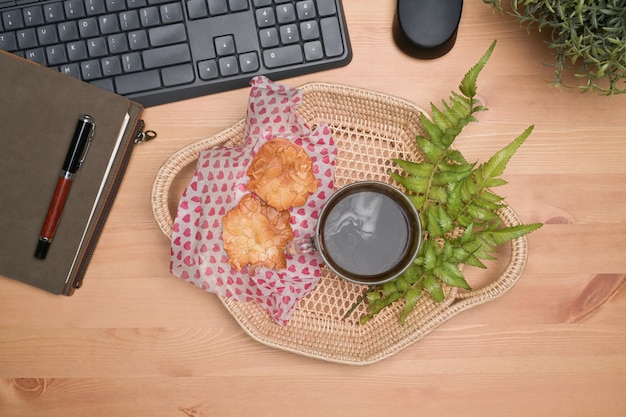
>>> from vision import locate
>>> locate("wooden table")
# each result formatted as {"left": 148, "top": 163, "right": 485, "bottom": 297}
{"left": 2, "top": 1, "right": 625, "bottom": 416}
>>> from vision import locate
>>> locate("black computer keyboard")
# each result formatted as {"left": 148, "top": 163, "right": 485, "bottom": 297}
{"left": 0, "top": 0, "right": 351, "bottom": 106}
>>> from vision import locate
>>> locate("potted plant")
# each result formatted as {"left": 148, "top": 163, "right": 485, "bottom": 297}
{"left": 483, "top": 0, "right": 626, "bottom": 95}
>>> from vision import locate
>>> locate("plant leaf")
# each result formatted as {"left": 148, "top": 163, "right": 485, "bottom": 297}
{"left": 423, "top": 274, "right": 445, "bottom": 302}
{"left": 480, "top": 223, "right": 543, "bottom": 246}
{"left": 389, "top": 172, "right": 427, "bottom": 194}
{"left": 393, "top": 159, "right": 434, "bottom": 178}
{"left": 459, "top": 40, "right": 497, "bottom": 98}
{"left": 434, "top": 261, "right": 471, "bottom": 290}
{"left": 418, "top": 134, "right": 447, "bottom": 163}
{"left": 422, "top": 239, "right": 439, "bottom": 270}
{"left": 400, "top": 287, "right": 422, "bottom": 324}
{"left": 476, "top": 125, "right": 534, "bottom": 182}
{"left": 426, "top": 205, "right": 444, "bottom": 237}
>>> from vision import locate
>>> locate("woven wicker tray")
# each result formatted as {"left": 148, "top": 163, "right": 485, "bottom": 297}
{"left": 151, "top": 82, "right": 529, "bottom": 365}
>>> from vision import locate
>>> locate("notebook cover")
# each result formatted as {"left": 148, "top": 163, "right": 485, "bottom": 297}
{"left": 0, "top": 52, "right": 144, "bottom": 295}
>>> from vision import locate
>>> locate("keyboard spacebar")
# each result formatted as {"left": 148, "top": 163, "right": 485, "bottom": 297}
{"left": 115, "top": 70, "right": 161, "bottom": 94}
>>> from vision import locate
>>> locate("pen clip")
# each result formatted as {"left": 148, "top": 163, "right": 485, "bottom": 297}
{"left": 78, "top": 122, "right": 95, "bottom": 169}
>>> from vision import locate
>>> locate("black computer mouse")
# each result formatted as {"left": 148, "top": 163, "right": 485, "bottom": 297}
{"left": 393, "top": 0, "right": 463, "bottom": 59}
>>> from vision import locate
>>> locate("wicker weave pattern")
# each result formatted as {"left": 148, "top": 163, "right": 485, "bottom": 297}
{"left": 151, "top": 82, "right": 529, "bottom": 365}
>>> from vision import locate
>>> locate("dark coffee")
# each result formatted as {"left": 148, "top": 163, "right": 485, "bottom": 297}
{"left": 318, "top": 185, "right": 418, "bottom": 283}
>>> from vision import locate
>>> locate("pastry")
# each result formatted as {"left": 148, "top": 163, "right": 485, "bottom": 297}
{"left": 246, "top": 138, "right": 318, "bottom": 211}
{"left": 222, "top": 194, "right": 294, "bottom": 274}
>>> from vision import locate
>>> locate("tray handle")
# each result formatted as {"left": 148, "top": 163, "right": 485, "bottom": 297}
{"left": 151, "top": 121, "right": 245, "bottom": 239}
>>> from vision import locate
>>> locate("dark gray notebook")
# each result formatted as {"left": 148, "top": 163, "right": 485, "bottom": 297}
{"left": 0, "top": 52, "right": 144, "bottom": 295}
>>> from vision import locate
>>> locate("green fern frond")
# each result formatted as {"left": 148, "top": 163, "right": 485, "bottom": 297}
{"left": 359, "top": 40, "right": 542, "bottom": 324}
{"left": 459, "top": 40, "right": 497, "bottom": 98}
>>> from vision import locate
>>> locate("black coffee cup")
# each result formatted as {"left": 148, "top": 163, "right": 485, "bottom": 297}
{"left": 290, "top": 181, "right": 422, "bottom": 285}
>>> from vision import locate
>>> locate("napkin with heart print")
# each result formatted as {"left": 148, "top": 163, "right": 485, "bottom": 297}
{"left": 170, "top": 76, "right": 337, "bottom": 325}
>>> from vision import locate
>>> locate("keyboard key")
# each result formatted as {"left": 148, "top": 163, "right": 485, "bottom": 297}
{"left": 78, "top": 17, "right": 99, "bottom": 37}
{"left": 115, "top": 69, "right": 161, "bottom": 93}
{"left": 107, "top": 33, "right": 128, "bottom": 52}
{"left": 87, "top": 37, "right": 108, "bottom": 57}
{"left": 44, "top": 3, "right": 65, "bottom": 24}
{"left": 263, "top": 44, "right": 302, "bottom": 68}
{"left": 218, "top": 55, "right": 238, "bottom": 75}
{"left": 149, "top": 22, "right": 186, "bottom": 46}
{"left": 127, "top": 0, "right": 147, "bottom": 8}
{"left": 16, "top": 28, "right": 38, "bottom": 49}
{"left": 253, "top": 0, "right": 271, "bottom": 6}
{"left": 214, "top": 34, "right": 234, "bottom": 55}
{"left": 258, "top": 27, "right": 278, "bottom": 48}
{"left": 139, "top": 6, "right": 160, "bottom": 27}
{"left": 85, "top": 0, "right": 106, "bottom": 15}
{"left": 207, "top": 0, "right": 227, "bottom": 15}
{"left": 228, "top": 0, "right": 247, "bottom": 12}
{"left": 316, "top": 0, "right": 337, "bottom": 16}
{"left": 279, "top": 24, "right": 299, "bottom": 44}
{"left": 296, "top": 1, "right": 315, "bottom": 20}
{"left": 276, "top": 3, "right": 295, "bottom": 23}
{"left": 37, "top": 25, "right": 59, "bottom": 45}
{"left": 90, "top": 77, "right": 115, "bottom": 92}
{"left": 300, "top": 20, "right": 318, "bottom": 40}
{"left": 186, "top": 0, "right": 207, "bottom": 19}
{"left": 25, "top": 47, "right": 47, "bottom": 64}
{"left": 59, "top": 62, "right": 81, "bottom": 78}
{"left": 81, "top": 59, "right": 102, "bottom": 79}
{"left": 3, "top": 10, "right": 24, "bottom": 29}
{"left": 67, "top": 40, "right": 88, "bottom": 60}
{"left": 46, "top": 44, "right": 68, "bottom": 64}
{"left": 162, "top": 63, "right": 195, "bottom": 86}
{"left": 119, "top": 10, "right": 140, "bottom": 30}
{"left": 99, "top": 14, "right": 120, "bottom": 34}
{"left": 142, "top": 43, "right": 191, "bottom": 68}
{"left": 0, "top": 31, "right": 17, "bottom": 51}
{"left": 198, "top": 59, "right": 218, "bottom": 80}
{"left": 23, "top": 6, "right": 45, "bottom": 27}
{"left": 320, "top": 16, "right": 343, "bottom": 57}
{"left": 255, "top": 7, "right": 274, "bottom": 27}
{"left": 64, "top": 0, "right": 86, "bottom": 19}
{"left": 101, "top": 55, "right": 122, "bottom": 75}
{"left": 304, "top": 40, "right": 322, "bottom": 61}
{"left": 58, "top": 21, "right": 79, "bottom": 41}
{"left": 128, "top": 29, "right": 148, "bottom": 49}
{"left": 239, "top": 51, "right": 259, "bottom": 73}
{"left": 121, "top": 52, "right": 142, "bottom": 71}
{"left": 106, "top": 0, "right": 126, "bottom": 12}
{"left": 160, "top": 3, "right": 183, "bottom": 23}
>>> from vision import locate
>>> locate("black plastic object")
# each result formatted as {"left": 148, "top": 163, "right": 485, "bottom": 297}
{"left": 393, "top": 0, "right": 463, "bottom": 59}
{"left": 0, "top": 0, "right": 352, "bottom": 107}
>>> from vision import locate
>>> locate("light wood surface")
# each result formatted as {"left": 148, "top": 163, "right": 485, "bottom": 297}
{"left": 2, "top": 1, "right": 625, "bottom": 416}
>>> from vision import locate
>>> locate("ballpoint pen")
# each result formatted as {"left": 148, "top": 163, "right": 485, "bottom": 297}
{"left": 34, "top": 114, "right": 95, "bottom": 260}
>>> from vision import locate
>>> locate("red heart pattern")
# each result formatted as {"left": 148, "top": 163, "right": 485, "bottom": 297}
{"left": 169, "top": 76, "right": 337, "bottom": 325}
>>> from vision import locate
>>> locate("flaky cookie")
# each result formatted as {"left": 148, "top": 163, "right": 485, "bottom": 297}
{"left": 222, "top": 194, "right": 294, "bottom": 274}
{"left": 246, "top": 138, "right": 318, "bottom": 211}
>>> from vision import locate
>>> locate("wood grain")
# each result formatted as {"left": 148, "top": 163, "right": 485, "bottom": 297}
{"left": 1, "top": 1, "right": 625, "bottom": 416}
